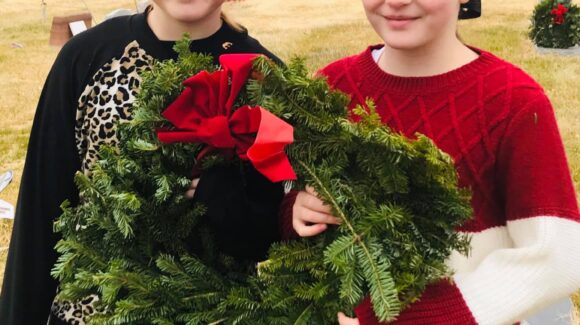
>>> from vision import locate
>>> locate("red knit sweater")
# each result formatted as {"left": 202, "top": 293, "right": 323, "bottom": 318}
{"left": 279, "top": 46, "right": 580, "bottom": 325}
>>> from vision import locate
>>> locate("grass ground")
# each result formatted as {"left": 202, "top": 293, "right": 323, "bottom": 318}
{"left": 0, "top": 0, "right": 579, "bottom": 319}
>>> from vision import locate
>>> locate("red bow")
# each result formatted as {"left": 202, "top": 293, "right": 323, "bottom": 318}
{"left": 551, "top": 3, "right": 569, "bottom": 25}
{"left": 157, "top": 54, "right": 297, "bottom": 182}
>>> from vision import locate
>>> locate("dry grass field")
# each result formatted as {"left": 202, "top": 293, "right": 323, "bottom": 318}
{"left": 0, "top": 0, "right": 579, "bottom": 320}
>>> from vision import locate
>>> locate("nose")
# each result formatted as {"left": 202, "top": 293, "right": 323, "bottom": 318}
{"left": 385, "top": 0, "right": 412, "bottom": 9}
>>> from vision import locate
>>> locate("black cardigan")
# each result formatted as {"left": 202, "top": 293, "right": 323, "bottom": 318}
{"left": 0, "top": 11, "right": 284, "bottom": 324}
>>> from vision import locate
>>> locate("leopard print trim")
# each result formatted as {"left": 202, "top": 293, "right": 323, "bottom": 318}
{"left": 53, "top": 41, "right": 153, "bottom": 324}
{"left": 75, "top": 40, "right": 153, "bottom": 174}
{"left": 51, "top": 295, "right": 103, "bottom": 325}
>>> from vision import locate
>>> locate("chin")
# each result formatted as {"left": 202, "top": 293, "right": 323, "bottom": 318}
{"left": 384, "top": 38, "right": 423, "bottom": 51}
{"left": 161, "top": 2, "right": 221, "bottom": 24}
{"left": 162, "top": 6, "right": 199, "bottom": 20}
{"left": 172, "top": 13, "right": 207, "bottom": 23}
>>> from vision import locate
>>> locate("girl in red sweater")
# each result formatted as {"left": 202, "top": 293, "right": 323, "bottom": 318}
{"left": 279, "top": 0, "right": 580, "bottom": 324}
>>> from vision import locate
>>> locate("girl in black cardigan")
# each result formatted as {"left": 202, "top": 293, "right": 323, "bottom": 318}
{"left": 0, "top": 2, "right": 283, "bottom": 324}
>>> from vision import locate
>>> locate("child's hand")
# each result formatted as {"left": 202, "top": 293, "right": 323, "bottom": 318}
{"left": 338, "top": 312, "right": 360, "bottom": 325}
{"left": 185, "top": 178, "right": 200, "bottom": 199}
{"left": 292, "top": 185, "right": 341, "bottom": 237}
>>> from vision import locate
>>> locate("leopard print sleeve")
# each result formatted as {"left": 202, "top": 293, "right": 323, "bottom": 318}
{"left": 52, "top": 41, "right": 153, "bottom": 325}
{"left": 75, "top": 41, "right": 153, "bottom": 174}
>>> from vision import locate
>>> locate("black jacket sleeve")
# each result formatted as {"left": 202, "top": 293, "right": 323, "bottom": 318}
{"left": 188, "top": 32, "right": 286, "bottom": 263}
{"left": 192, "top": 38, "right": 286, "bottom": 263}
{"left": 194, "top": 162, "right": 284, "bottom": 262}
{"left": 0, "top": 43, "right": 83, "bottom": 324}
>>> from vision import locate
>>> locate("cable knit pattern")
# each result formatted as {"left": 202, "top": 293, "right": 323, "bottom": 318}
{"left": 279, "top": 190, "right": 299, "bottom": 240}
{"left": 355, "top": 281, "right": 477, "bottom": 325}
{"left": 280, "top": 45, "right": 580, "bottom": 324}
{"left": 320, "top": 46, "right": 579, "bottom": 231}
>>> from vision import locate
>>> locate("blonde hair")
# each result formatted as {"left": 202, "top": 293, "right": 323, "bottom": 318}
{"left": 221, "top": 12, "right": 245, "bottom": 33}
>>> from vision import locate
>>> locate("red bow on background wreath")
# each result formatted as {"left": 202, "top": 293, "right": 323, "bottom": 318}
{"left": 157, "top": 54, "right": 297, "bottom": 183}
{"left": 551, "top": 3, "right": 569, "bottom": 25}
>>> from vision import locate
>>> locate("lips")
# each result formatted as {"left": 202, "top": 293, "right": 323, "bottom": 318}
{"left": 384, "top": 15, "right": 420, "bottom": 29}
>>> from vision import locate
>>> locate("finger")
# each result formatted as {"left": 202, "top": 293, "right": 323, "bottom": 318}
{"left": 337, "top": 312, "right": 348, "bottom": 325}
{"left": 301, "top": 210, "right": 341, "bottom": 225}
{"left": 293, "top": 222, "right": 327, "bottom": 237}
{"left": 337, "top": 312, "right": 358, "bottom": 325}
{"left": 191, "top": 178, "right": 200, "bottom": 188}
{"left": 184, "top": 188, "right": 196, "bottom": 199}
{"left": 185, "top": 178, "right": 200, "bottom": 199}
{"left": 305, "top": 185, "right": 318, "bottom": 196}
{"left": 299, "top": 191, "right": 332, "bottom": 214}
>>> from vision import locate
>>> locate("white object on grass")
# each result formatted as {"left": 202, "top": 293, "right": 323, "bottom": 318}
{"left": 0, "top": 170, "right": 13, "bottom": 193}
{"left": 68, "top": 20, "right": 88, "bottom": 36}
{"left": 0, "top": 199, "right": 14, "bottom": 219}
{"left": 535, "top": 45, "right": 580, "bottom": 56}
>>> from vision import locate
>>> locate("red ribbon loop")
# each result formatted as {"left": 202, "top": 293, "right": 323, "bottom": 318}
{"left": 156, "top": 54, "right": 297, "bottom": 182}
{"left": 551, "top": 3, "right": 569, "bottom": 25}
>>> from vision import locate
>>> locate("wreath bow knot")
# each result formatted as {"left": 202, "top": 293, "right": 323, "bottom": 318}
{"left": 157, "top": 54, "right": 297, "bottom": 182}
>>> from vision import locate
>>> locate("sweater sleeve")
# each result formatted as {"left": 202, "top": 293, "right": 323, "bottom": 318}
{"left": 354, "top": 281, "right": 477, "bottom": 324}
{"left": 193, "top": 162, "right": 285, "bottom": 261}
{"left": 497, "top": 93, "right": 579, "bottom": 221}
{"left": 0, "top": 44, "right": 83, "bottom": 324}
{"left": 355, "top": 94, "right": 580, "bottom": 325}
{"left": 279, "top": 190, "right": 300, "bottom": 240}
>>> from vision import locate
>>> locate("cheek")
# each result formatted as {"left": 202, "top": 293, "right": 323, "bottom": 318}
{"left": 361, "top": 0, "right": 383, "bottom": 15}
{"left": 361, "top": 0, "right": 386, "bottom": 32}
{"left": 208, "top": 0, "right": 226, "bottom": 8}
{"left": 419, "top": 1, "right": 460, "bottom": 31}
{"left": 365, "top": 13, "right": 388, "bottom": 39}
{"left": 420, "top": 0, "right": 460, "bottom": 19}
{"left": 203, "top": 0, "right": 226, "bottom": 15}
{"left": 419, "top": 0, "right": 460, "bottom": 11}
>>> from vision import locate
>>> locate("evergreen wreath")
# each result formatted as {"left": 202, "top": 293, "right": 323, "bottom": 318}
{"left": 530, "top": 0, "right": 580, "bottom": 49}
{"left": 53, "top": 39, "right": 472, "bottom": 324}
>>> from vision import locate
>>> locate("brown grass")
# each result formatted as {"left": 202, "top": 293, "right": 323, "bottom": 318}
{"left": 0, "top": 0, "right": 579, "bottom": 320}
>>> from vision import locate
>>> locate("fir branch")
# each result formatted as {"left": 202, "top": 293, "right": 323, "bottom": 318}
{"left": 54, "top": 44, "right": 472, "bottom": 324}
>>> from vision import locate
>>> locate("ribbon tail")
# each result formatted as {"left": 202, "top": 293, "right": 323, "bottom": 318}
{"left": 244, "top": 107, "right": 297, "bottom": 182}
{"left": 249, "top": 149, "right": 297, "bottom": 183}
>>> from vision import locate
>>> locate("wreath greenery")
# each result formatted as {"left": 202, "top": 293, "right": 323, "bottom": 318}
{"left": 530, "top": 0, "right": 580, "bottom": 49}
{"left": 53, "top": 39, "right": 472, "bottom": 324}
